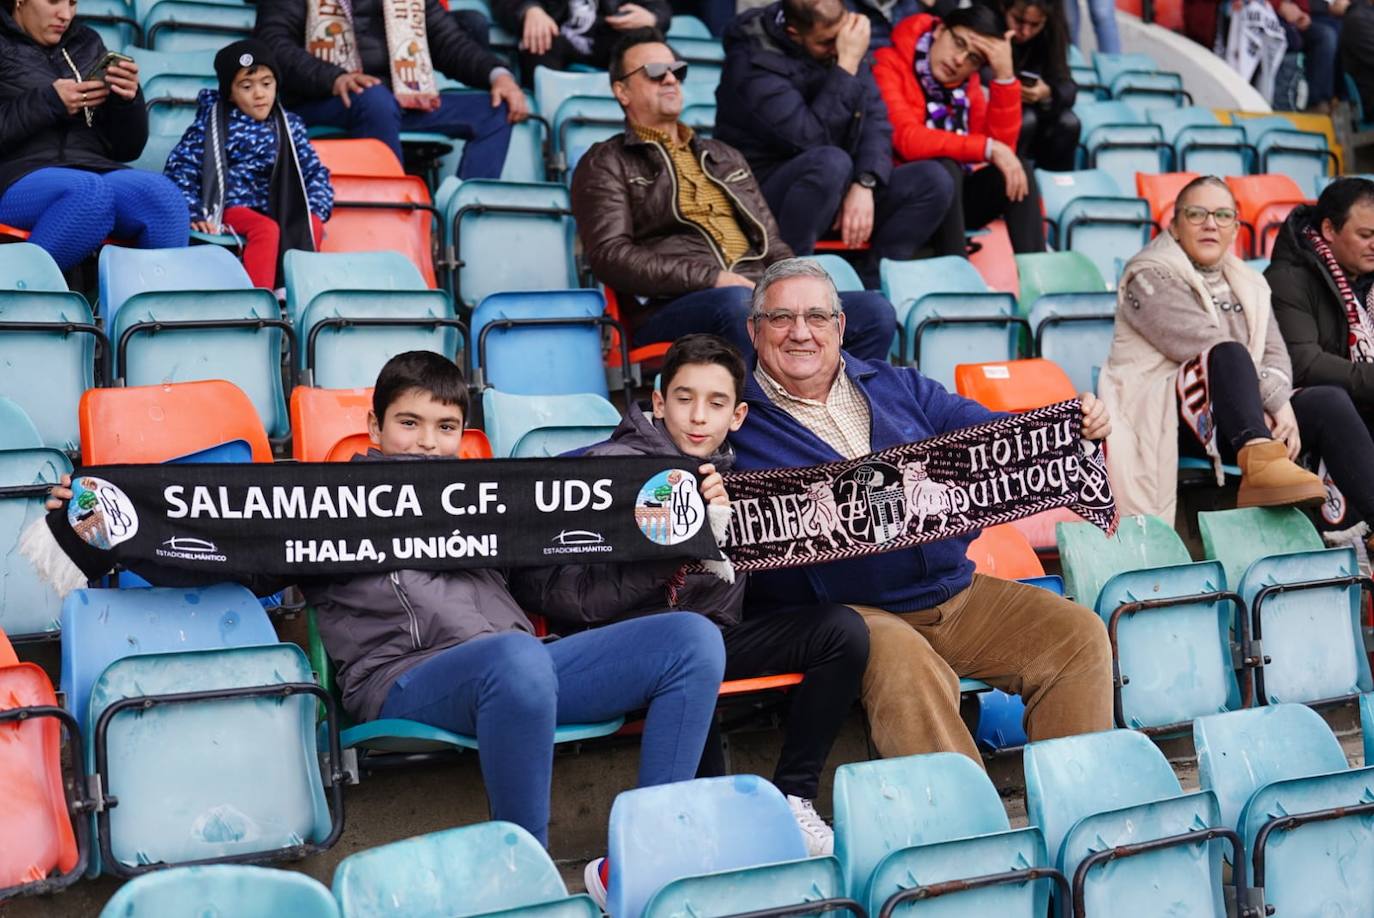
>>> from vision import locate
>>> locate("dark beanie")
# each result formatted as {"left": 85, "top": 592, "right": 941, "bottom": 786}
{"left": 214, "top": 39, "right": 280, "bottom": 97}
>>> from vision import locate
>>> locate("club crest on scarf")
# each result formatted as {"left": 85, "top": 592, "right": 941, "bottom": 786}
{"left": 68, "top": 476, "right": 140, "bottom": 550}
{"left": 635, "top": 469, "right": 706, "bottom": 546}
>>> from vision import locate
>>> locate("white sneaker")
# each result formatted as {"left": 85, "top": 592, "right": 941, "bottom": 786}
{"left": 786, "top": 794, "right": 834, "bottom": 856}
{"left": 583, "top": 857, "right": 609, "bottom": 910}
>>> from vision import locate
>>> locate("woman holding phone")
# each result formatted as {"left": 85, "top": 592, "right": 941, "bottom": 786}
{"left": 1005, "top": 0, "right": 1080, "bottom": 172}
{"left": 0, "top": 0, "right": 186, "bottom": 270}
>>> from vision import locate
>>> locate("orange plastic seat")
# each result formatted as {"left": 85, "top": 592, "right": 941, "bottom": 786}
{"left": 0, "top": 663, "right": 80, "bottom": 894}
{"left": 312, "top": 138, "right": 406, "bottom": 178}
{"left": 0, "top": 224, "right": 31, "bottom": 242}
{"left": 323, "top": 174, "right": 438, "bottom": 288}
{"left": 603, "top": 287, "right": 670, "bottom": 370}
{"left": 0, "top": 628, "right": 15, "bottom": 668}
{"left": 1226, "top": 174, "right": 1310, "bottom": 258}
{"left": 967, "top": 524, "right": 1046, "bottom": 580}
{"left": 290, "top": 386, "right": 491, "bottom": 461}
{"left": 79, "top": 380, "right": 273, "bottom": 465}
{"left": 954, "top": 358, "right": 1077, "bottom": 413}
{"left": 969, "top": 219, "right": 1019, "bottom": 295}
{"left": 717, "top": 674, "right": 804, "bottom": 696}
{"left": 1136, "top": 172, "right": 1200, "bottom": 226}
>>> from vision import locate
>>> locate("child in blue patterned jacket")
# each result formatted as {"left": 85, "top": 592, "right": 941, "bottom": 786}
{"left": 164, "top": 39, "right": 333, "bottom": 289}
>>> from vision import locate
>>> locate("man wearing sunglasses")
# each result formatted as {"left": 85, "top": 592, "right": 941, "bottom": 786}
{"left": 714, "top": 0, "right": 955, "bottom": 287}
{"left": 571, "top": 27, "right": 899, "bottom": 361}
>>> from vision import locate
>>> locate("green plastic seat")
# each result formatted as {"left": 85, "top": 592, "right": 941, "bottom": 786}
{"left": 1197, "top": 507, "right": 1323, "bottom": 591}
{"left": 99, "top": 865, "right": 339, "bottom": 917}
{"left": 1056, "top": 513, "right": 1191, "bottom": 608}
{"left": 481, "top": 389, "right": 621, "bottom": 459}
{"left": 1015, "top": 252, "right": 1108, "bottom": 310}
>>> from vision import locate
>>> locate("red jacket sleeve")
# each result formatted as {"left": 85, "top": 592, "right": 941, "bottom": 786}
{"left": 978, "top": 76, "right": 1023, "bottom": 151}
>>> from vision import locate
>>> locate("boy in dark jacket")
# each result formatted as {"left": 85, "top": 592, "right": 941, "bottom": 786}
{"left": 512, "top": 335, "right": 869, "bottom": 869}
{"left": 164, "top": 40, "right": 333, "bottom": 290}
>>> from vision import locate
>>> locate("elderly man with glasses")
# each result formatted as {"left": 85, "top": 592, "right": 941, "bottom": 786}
{"left": 570, "top": 27, "right": 898, "bottom": 360}
{"left": 730, "top": 256, "right": 1115, "bottom": 762}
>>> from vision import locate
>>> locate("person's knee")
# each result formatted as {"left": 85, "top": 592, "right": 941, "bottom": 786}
{"left": 1300, "top": 384, "right": 1362, "bottom": 421}
{"left": 812, "top": 604, "right": 871, "bottom": 669}
{"left": 1054, "top": 601, "right": 1112, "bottom": 672}
{"left": 349, "top": 83, "right": 402, "bottom": 130}
{"left": 800, "top": 146, "right": 854, "bottom": 193}
{"left": 479, "top": 632, "right": 558, "bottom": 709}
{"left": 890, "top": 160, "right": 956, "bottom": 214}
{"left": 709, "top": 285, "right": 754, "bottom": 320}
{"left": 658, "top": 611, "right": 727, "bottom": 680}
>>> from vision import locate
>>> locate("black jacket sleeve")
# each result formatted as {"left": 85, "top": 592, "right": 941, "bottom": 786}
{"left": 254, "top": 0, "right": 346, "bottom": 101}
{"left": 0, "top": 84, "right": 67, "bottom": 157}
{"left": 855, "top": 65, "right": 894, "bottom": 183}
{"left": 96, "top": 87, "right": 149, "bottom": 162}
{"left": 1269, "top": 261, "right": 1374, "bottom": 406}
{"left": 426, "top": 0, "right": 505, "bottom": 88}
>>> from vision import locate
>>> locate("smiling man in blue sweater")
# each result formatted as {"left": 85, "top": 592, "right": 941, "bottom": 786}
{"left": 730, "top": 257, "right": 1114, "bottom": 762}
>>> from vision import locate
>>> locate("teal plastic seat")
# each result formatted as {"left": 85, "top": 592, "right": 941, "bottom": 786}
{"left": 1114, "top": 71, "right": 1189, "bottom": 114}
{"left": 834, "top": 753, "right": 1056, "bottom": 916}
{"left": 103, "top": 246, "right": 289, "bottom": 439}
{"left": 0, "top": 397, "right": 42, "bottom": 449}
{"left": 1239, "top": 117, "right": 1337, "bottom": 183}
{"left": 131, "top": 130, "right": 181, "bottom": 172}
{"left": 481, "top": 389, "right": 621, "bottom": 458}
{"left": 1195, "top": 704, "right": 1374, "bottom": 916}
{"left": 0, "top": 243, "right": 101, "bottom": 451}
{"left": 333, "top": 822, "right": 599, "bottom": 918}
{"left": 143, "top": 71, "right": 215, "bottom": 134}
{"left": 1197, "top": 507, "right": 1322, "bottom": 592}
{"left": 553, "top": 95, "right": 625, "bottom": 179}
{"left": 1026, "top": 292, "right": 1115, "bottom": 393}
{"left": 533, "top": 67, "right": 614, "bottom": 128}
{"left": 0, "top": 446, "right": 72, "bottom": 639}
{"left": 98, "top": 865, "right": 339, "bottom": 917}
{"left": 813, "top": 254, "right": 864, "bottom": 292}
{"left": 667, "top": 14, "right": 711, "bottom": 37}
{"left": 282, "top": 250, "right": 461, "bottom": 388}
{"left": 142, "top": 0, "right": 252, "bottom": 50}
{"left": 74, "top": 0, "right": 140, "bottom": 54}
{"left": 1036, "top": 169, "right": 1150, "bottom": 284}
{"left": 1025, "top": 729, "right": 1232, "bottom": 917}
{"left": 88, "top": 644, "right": 338, "bottom": 876}
{"left": 1149, "top": 107, "right": 1250, "bottom": 175}
{"left": 643, "top": 856, "right": 848, "bottom": 918}
{"left": 1057, "top": 513, "right": 1191, "bottom": 607}
{"left": 1074, "top": 101, "right": 1169, "bottom": 190}
{"left": 472, "top": 290, "right": 610, "bottom": 398}
{"left": 608, "top": 775, "right": 821, "bottom": 918}
{"left": 1364, "top": 692, "right": 1374, "bottom": 766}
{"left": 1093, "top": 51, "right": 1159, "bottom": 87}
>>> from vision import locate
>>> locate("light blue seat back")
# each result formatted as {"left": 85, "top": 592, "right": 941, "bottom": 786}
{"left": 144, "top": 72, "right": 215, "bottom": 134}
{"left": 1240, "top": 117, "right": 1333, "bottom": 180}
{"left": 1151, "top": 108, "right": 1248, "bottom": 174}
{"left": 99, "top": 244, "right": 252, "bottom": 328}
{"left": 333, "top": 822, "right": 595, "bottom": 918}
{"left": 502, "top": 114, "right": 546, "bottom": 183}
{"left": 1237, "top": 547, "right": 1373, "bottom": 704}
{"left": 534, "top": 67, "right": 614, "bottom": 125}
{"left": 92, "top": 644, "right": 332, "bottom": 874}
{"left": 98, "top": 864, "right": 339, "bottom": 917}
{"left": 1056, "top": 512, "right": 1191, "bottom": 610}
{"left": 1148, "top": 105, "right": 1218, "bottom": 144}
{"left": 1093, "top": 51, "right": 1158, "bottom": 86}
{"left": 481, "top": 389, "right": 621, "bottom": 458}
{"left": 1097, "top": 559, "right": 1241, "bottom": 728}
{"left": 0, "top": 447, "right": 72, "bottom": 638}
{"left": 142, "top": 0, "right": 253, "bottom": 50}
{"left": 76, "top": 0, "right": 138, "bottom": 51}
{"left": 60, "top": 584, "right": 278, "bottom": 737}
{"left": 284, "top": 250, "right": 430, "bottom": 327}
{"left": 907, "top": 293, "right": 1021, "bottom": 388}
{"left": 512, "top": 425, "right": 619, "bottom": 458}
{"left": 642, "top": 857, "right": 846, "bottom": 918}
{"left": 813, "top": 254, "right": 865, "bottom": 292}
{"left": 607, "top": 775, "right": 807, "bottom": 918}
{"left": 445, "top": 181, "right": 577, "bottom": 309}
{"left": 1058, "top": 197, "right": 1151, "bottom": 284}
{"left": 554, "top": 95, "right": 625, "bottom": 175}
{"left": 131, "top": 130, "right": 181, "bottom": 172}
{"left": 1076, "top": 100, "right": 1147, "bottom": 148}
{"left": 1036, "top": 168, "right": 1123, "bottom": 229}
{"left": 681, "top": 101, "right": 717, "bottom": 135}
{"left": 667, "top": 14, "right": 710, "bottom": 36}
{"left": 1115, "top": 72, "right": 1186, "bottom": 115}
{"left": 471, "top": 290, "right": 608, "bottom": 398}
{"left": 0, "top": 397, "right": 43, "bottom": 449}
{"left": 1027, "top": 292, "right": 1115, "bottom": 393}
{"left": 1196, "top": 506, "right": 1323, "bottom": 594}
{"left": 0, "top": 243, "right": 96, "bottom": 451}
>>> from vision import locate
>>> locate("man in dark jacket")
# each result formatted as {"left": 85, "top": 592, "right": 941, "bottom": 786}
{"left": 1267, "top": 178, "right": 1374, "bottom": 414}
{"left": 717, "top": 0, "right": 953, "bottom": 283}
{"left": 571, "top": 27, "right": 897, "bottom": 360}
{"left": 494, "top": 0, "right": 670, "bottom": 86}
{"left": 254, "top": 0, "right": 528, "bottom": 177}
{"left": 1341, "top": 0, "right": 1374, "bottom": 119}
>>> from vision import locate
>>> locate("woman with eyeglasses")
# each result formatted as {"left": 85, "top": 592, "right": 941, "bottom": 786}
{"left": 1100, "top": 174, "right": 1374, "bottom": 548}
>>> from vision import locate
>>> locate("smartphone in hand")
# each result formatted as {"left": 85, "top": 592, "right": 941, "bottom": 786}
{"left": 84, "top": 51, "right": 135, "bottom": 82}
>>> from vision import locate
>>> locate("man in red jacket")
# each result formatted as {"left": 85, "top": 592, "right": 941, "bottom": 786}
{"left": 873, "top": 4, "right": 1045, "bottom": 254}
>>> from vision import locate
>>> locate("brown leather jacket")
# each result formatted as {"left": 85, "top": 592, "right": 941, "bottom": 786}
{"left": 570, "top": 125, "right": 793, "bottom": 333}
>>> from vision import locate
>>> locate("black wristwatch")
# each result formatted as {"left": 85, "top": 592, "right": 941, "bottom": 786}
{"left": 856, "top": 172, "right": 878, "bottom": 189}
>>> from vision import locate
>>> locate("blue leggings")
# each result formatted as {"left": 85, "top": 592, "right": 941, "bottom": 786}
{"left": 0, "top": 168, "right": 188, "bottom": 271}
{"left": 377, "top": 612, "right": 726, "bottom": 845}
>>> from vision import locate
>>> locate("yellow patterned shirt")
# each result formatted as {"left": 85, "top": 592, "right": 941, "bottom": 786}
{"left": 632, "top": 122, "right": 751, "bottom": 267}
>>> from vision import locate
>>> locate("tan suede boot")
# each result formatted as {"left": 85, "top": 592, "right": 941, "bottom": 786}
{"left": 1236, "top": 440, "right": 1326, "bottom": 509}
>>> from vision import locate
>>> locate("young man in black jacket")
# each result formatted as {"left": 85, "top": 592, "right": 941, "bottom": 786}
{"left": 253, "top": 0, "right": 528, "bottom": 177}
{"left": 716, "top": 0, "right": 954, "bottom": 284}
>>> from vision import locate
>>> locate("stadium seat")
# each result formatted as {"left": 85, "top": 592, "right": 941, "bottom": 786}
{"left": 608, "top": 775, "right": 841, "bottom": 918}
{"left": 1014, "top": 251, "right": 1108, "bottom": 309}
{"left": 1074, "top": 100, "right": 1170, "bottom": 191}
{"left": 1058, "top": 514, "right": 1246, "bottom": 731}
{"left": 967, "top": 524, "right": 1046, "bottom": 580}
{"left": 1148, "top": 109, "right": 1249, "bottom": 176}
{"left": 1236, "top": 116, "right": 1338, "bottom": 187}
{"left": 1069, "top": 64, "right": 1107, "bottom": 101}
{"left": 1092, "top": 51, "right": 1160, "bottom": 89}
{"left": 0, "top": 659, "right": 84, "bottom": 898}
{"left": 0, "top": 445, "right": 73, "bottom": 639}
{"left": 313, "top": 138, "right": 407, "bottom": 178}
{"left": 137, "top": 49, "right": 217, "bottom": 135}
{"left": 968, "top": 220, "right": 1020, "bottom": 294}
{"left": 1026, "top": 292, "right": 1116, "bottom": 393}
{"left": 142, "top": 0, "right": 253, "bottom": 50}
{"left": 534, "top": 67, "right": 614, "bottom": 130}
{"left": 283, "top": 250, "right": 464, "bottom": 389}
{"left": 667, "top": 14, "right": 711, "bottom": 36}
{"left": 1226, "top": 174, "right": 1310, "bottom": 259}
{"left": 439, "top": 179, "right": 577, "bottom": 309}
{"left": 954, "top": 358, "right": 1076, "bottom": 412}
{"left": 471, "top": 290, "right": 620, "bottom": 399}
{"left": 1364, "top": 692, "right": 1374, "bottom": 766}
{"left": 1036, "top": 168, "right": 1152, "bottom": 284}
{"left": 79, "top": 380, "right": 273, "bottom": 465}
{"left": 0, "top": 243, "right": 105, "bottom": 452}
{"left": 100, "top": 246, "right": 291, "bottom": 439}
{"left": 553, "top": 95, "right": 625, "bottom": 179}
{"left": 75, "top": 0, "right": 140, "bottom": 50}
{"left": 290, "top": 387, "right": 491, "bottom": 462}
{"left": 1136, "top": 170, "right": 1199, "bottom": 226}
{"left": 879, "top": 257, "right": 1025, "bottom": 385}
{"left": 1194, "top": 704, "right": 1374, "bottom": 917}
{"left": 1196, "top": 507, "right": 1322, "bottom": 592}
{"left": 1024, "top": 729, "right": 1240, "bottom": 916}
{"left": 86, "top": 643, "right": 340, "bottom": 876}
{"left": 834, "top": 753, "right": 1060, "bottom": 915}
{"left": 325, "top": 173, "right": 440, "bottom": 287}
{"left": 481, "top": 388, "right": 621, "bottom": 458}
{"left": 333, "top": 822, "right": 597, "bottom": 918}
{"left": 1113, "top": 71, "right": 1190, "bottom": 114}
{"left": 99, "top": 865, "right": 339, "bottom": 917}
{"left": 813, "top": 254, "right": 865, "bottom": 292}
{"left": 131, "top": 130, "right": 182, "bottom": 173}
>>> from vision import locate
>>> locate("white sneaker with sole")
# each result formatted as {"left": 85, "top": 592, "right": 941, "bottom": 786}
{"left": 583, "top": 856, "right": 609, "bottom": 910}
{"left": 786, "top": 794, "right": 834, "bottom": 856}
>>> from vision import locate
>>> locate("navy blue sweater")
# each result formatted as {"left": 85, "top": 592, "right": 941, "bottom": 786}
{"left": 730, "top": 355, "right": 997, "bottom": 612}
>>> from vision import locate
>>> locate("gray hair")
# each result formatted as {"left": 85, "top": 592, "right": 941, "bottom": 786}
{"left": 749, "top": 258, "right": 843, "bottom": 320}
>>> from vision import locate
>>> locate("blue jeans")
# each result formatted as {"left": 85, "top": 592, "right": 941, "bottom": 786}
{"left": 633, "top": 287, "right": 898, "bottom": 362}
{"left": 1306, "top": 15, "right": 1341, "bottom": 105}
{"left": 377, "top": 612, "right": 725, "bottom": 845}
{"left": 292, "top": 84, "right": 513, "bottom": 179}
{"left": 1066, "top": 0, "right": 1121, "bottom": 54}
{"left": 0, "top": 167, "right": 188, "bottom": 270}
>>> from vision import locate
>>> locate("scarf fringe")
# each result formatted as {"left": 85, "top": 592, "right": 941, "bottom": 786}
{"left": 19, "top": 516, "right": 89, "bottom": 599}
{"left": 701, "top": 503, "right": 736, "bottom": 585}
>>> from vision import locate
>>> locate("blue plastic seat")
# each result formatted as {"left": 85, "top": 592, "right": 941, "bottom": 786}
{"left": 1364, "top": 692, "right": 1374, "bottom": 766}
{"left": 141, "top": 0, "right": 252, "bottom": 50}
{"left": 0, "top": 397, "right": 42, "bottom": 450}
{"left": 471, "top": 290, "right": 611, "bottom": 399}
{"left": 282, "top": 250, "right": 462, "bottom": 389}
{"left": 74, "top": 0, "right": 140, "bottom": 54}
{"left": 1114, "top": 71, "right": 1189, "bottom": 114}
{"left": 1194, "top": 704, "right": 1374, "bottom": 916}
{"left": 533, "top": 67, "right": 614, "bottom": 129}
{"left": 1237, "top": 117, "right": 1336, "bottom": 187}
{"left": 1074, "top": 101, "right": 1169, "bottom": 190}
{"left": 481, "top": 389, "right": 621, "bottom": 458}
{"left": 1093, "top": 51, "right": 1159, "bottom": 88}
{"left": 814, "top": 254, "right": 865, "bottom": 292}
{"left": 0, "top": 243, "right": 102, "bottom": 452}
{"left": 553, "top": 95, "right": 625, "bottom": 179}
{"left": 834, "top": 753, "right": 1057, "bottom": 915}
{"left": 1036, "top": 168, "right": 1150, "bottom": 284}
{"left": 131, "top": 130, "right": 182, "bottom": 173}
{"left": 608, "top": 775, "right": 822, "bottom": 918}
{"left": 1026, "top": 292, "right": 1115, "bottom": 393}
{"left": 1149, "top": 107, "right": 1250, "bottom": 175}
{"left": 102, "top": 246, "right": 289, "bottom": 439}
{"left": 0, "top": 446, "right": 73, "bottom": 639}
{"left": 99, "top": 865, "right": 339, "bottom": 917}
{"left": 333, "top": 822, "right": 598, "bottom": 918}
{"left": 667, "top": 14, "right": 711, "bottom": 36}
{"left": 143, "top": 71, "right": 216, "bottom": 135}
{"left": 1025, "top": 728, "right": 1234, "bottom": 917}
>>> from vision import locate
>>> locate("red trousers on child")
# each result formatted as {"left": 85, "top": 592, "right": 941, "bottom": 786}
{"left": 223, "top": 206, "right": 325, "bottom": 289}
